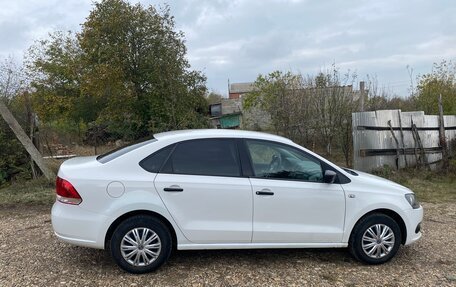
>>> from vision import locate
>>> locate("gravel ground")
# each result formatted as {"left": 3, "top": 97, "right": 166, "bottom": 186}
{"left": 0, "top": 202, "right": 455, "bottom": 287}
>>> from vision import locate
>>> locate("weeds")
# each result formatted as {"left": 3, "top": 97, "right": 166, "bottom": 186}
{"left": 0, "top": 177, "right": 54, "bottom": 206}
{"left": 372, "top": 166, "right": 456, "bottom": 203}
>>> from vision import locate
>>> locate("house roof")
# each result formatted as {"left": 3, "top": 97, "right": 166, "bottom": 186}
{"left": 229, "top": 82, "right": 256, "bottom": 94}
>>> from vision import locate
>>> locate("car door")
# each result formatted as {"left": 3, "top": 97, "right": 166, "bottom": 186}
{"left": 154, "top": 138, "right": 253, "bottom": 244}
{"left": 245, "top": 139, "right": 346, "bottom": 243}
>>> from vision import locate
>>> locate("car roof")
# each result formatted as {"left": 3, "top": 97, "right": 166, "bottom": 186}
{"left": 153, "top": 129, "right": 293, "bottom": 144}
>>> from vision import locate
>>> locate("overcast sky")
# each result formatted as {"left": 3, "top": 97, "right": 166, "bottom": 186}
{"left": 0, "top": 0, "right": 455, "bottom": 97}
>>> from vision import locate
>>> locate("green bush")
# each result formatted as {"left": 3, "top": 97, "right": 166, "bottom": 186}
{"left": 0, "top": 122, "right": 31, "bottom": 185}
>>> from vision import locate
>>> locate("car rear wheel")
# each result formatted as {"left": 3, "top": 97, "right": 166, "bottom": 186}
{"left": 110, "top": 215, "right": 172, "bottom": 273}
{"left": 349, "top": 213, "right": 402, "bottom": 264}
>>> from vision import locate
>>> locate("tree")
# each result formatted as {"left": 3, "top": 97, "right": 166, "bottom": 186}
{"left": 27, "top": 0, "right": 209, "bottom": 140}
{"left": 78, "top": 0, "right": 208, "bottom": 138}
{"left": 206, "top": 92, "right": 222, "bottom": 105}
{"left": 365, "top": 76, "right": 417, "bottom": 112}
{"left": 0, "top": 57, "right": 54, "bottom": 183}
{"left": 0, "top": 99, "right": 55, "bottom": 181}
{"left": 0, "top": 58, "right": 29, "bottom": 184}
{"left": 243, "top": 68, "right": 358, "bottom": 166}
{"left": 244, "top": 71, "right": 301, "bottom": 138}
{"left": 27, "top": 31, "right": 88, "bottom": 127}
{"left": 0, "top": 57, "right": 25, "bottom": 99}
{"left": 416, "top": 60, "right": 456, "bottom": 115}
{"left": 307, "top": 69, "right": 358, "bottom": 161}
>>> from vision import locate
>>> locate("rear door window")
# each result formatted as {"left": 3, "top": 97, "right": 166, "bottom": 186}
{"left": 164, "top": 139, "right": 241, "bottom": 177}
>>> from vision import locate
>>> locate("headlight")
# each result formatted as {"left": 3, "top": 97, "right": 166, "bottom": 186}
{"left": 405, "top": 193, "right": 420, "bottom": 209}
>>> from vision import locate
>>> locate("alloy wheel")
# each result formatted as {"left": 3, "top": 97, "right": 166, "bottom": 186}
{"left": 120, "top": 227, "right": 162, "bottom": 266}
{"left": 361, "top": 224, "right": 395, "bottom": 259}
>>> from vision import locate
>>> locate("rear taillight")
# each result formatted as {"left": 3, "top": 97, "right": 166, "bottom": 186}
{"left": 56, "top": 177, "right": 82, "bottom": 205}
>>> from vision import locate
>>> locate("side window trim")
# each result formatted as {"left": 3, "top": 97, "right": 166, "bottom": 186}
{"left": 160, "top": 142, "right": 178, "bottom": 174}
{"left": 160, "top": 138, "right": 244, "bottom": 178}
{"left": 237, "top": 138, "right": 254, "bottom": 177}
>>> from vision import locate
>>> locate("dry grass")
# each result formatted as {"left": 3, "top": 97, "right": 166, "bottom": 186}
{"left": 373, "top": 166, "right": 456, "bottom": 203}
{"left": 0, "top": 177, "right": 54, "bottom": 207}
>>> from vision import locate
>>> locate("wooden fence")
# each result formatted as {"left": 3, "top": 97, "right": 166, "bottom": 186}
{"left": 352, "top": 109, "right": 456, "bottom": 172}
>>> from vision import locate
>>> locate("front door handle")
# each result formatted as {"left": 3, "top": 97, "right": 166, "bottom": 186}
{"left": 164, "top": 186, "right": 183, "bottom": 192}
{"left": 256, "top": 190, "right": 274, "bottom": 196}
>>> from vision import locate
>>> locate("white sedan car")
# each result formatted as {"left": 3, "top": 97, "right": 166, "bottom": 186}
{"left": 52, "top": 129, "right": 423, "bottom": 273}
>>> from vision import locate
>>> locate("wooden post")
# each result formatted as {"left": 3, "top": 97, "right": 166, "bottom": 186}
{"left": 438, "top": 94, "right": 449, "bottom": 170}
{"left": 359, "top": 81, "right": 365, "bottom": 112}
{"left": 410, "top": 118, "right": 420, "bottom": 168}
{"left": 29, "top": 112, "right": 37, "bottom": 179}
{"left": 412, "top": 122, "right": 430, "bottom": 170}
{"left": 388, "top": 120, "right": 400, "bottom": 170}
{"left": 0, "top": 99, "right": 55, "bottom": 181}
{"left": 397, "top": 111, "right": 408, "bottom": 167}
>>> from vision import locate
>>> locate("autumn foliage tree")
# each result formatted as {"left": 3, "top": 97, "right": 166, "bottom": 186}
{"left": 27, "top": 0, "right": 208, "bottom": 140}
{"left": 416, "top": 60, "right": 456, "bottom": 115}
{"left": 0, "top": 58, "right": 31, "bottom": 183}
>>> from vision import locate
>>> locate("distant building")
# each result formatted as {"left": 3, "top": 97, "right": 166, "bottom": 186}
{"left": 209, "top": 95, "right": 272, "bottom": 130}
{"left": 228, "top": 82, "right": 256, "bottom": 99}
{"left": 209, "top": 99, "right": 242, "bottom": 129}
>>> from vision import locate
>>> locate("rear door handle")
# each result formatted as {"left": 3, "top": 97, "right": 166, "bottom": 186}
{"left": 164, "top": 186, "right": 183, "bottom": 192}
{"left": 256, "top": 190, "right": 274, "bottom": 196}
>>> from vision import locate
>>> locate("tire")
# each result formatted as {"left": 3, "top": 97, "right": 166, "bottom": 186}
{"left": 349, "top": 213, "right": 402, "bottom": 264}
{"left": 110, "top": 215, "right": 172, "bottom": 274}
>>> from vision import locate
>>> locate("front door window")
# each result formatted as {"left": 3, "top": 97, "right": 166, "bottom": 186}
{"left": 246, "top": 140, "right": 323, "bottom": 182}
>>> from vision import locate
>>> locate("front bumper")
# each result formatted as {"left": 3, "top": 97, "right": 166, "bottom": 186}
{"left": 403, "top": 205, "right": 423, "bottom": 245}
{"left": 51, "top": 201, "right": 108, "bottom": 249}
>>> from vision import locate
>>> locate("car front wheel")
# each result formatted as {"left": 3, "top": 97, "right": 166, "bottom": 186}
{"left": 349, "top": 213, "right": 402, "bottom": 264}
{"left": 110, "top": 215, "right": 172, "bottom": 273}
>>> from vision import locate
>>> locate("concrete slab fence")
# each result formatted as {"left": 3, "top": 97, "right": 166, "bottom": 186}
{"left": 352, "top": 109, "right": 456, "bottom": 172}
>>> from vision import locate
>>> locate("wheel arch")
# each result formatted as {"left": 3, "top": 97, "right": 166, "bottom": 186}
{"left": 104, "top": 210, "right": 178, "bottom": 250}
{"left": 349, "top": 208, "right": 407, "bottom": 245}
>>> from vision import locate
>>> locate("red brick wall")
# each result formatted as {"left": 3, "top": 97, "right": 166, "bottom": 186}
{"left": 229, "top": 93, "right": 241, "bottom": 99}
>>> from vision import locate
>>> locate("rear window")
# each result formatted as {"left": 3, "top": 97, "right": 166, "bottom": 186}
{"left": 97, "top": 138, "right": 157, "bottom": 164}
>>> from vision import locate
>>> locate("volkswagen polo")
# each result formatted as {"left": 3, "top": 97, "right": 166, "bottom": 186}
{"left": 51, "top": 129, "right": 423, "bottom": 273}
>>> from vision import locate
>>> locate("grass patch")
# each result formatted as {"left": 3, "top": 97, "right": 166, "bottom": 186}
{"left": 372, "top": 166, "right": 456, "bottom": 203}
{"left": 403, "top": 176, "right": 456, "bottom": 203}
{"left": 0, "top": 177, "right": 55, "bottom": 207}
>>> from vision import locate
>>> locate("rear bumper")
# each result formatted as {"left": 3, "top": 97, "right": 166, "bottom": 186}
{"left": 403, "top": 205, "right": 423, "bottom": 245}
{"left": 51, "top": 202, "right": 108, "bottom": 249}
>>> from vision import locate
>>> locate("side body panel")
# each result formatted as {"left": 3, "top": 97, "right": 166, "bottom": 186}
{"left": 154, "top": 173, "right": 253, "bottom": 243}
{"left": 341, "top": 174, "right": 423, "bottom": 244}
{"left": 250, "top": 178, "right": 346, "bottom": 243}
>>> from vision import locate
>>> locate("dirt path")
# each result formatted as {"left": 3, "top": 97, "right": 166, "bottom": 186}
{"left": 0, "top": 203, "right": 455, "bottom": 286}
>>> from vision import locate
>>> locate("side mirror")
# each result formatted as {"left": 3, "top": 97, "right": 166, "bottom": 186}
{"left": 324, "top": 170, "right": 337, "bottom": 184}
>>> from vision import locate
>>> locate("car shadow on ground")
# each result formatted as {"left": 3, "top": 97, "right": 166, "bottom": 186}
{"left": 63, "top": 244, "right": 356, "bottom": 271}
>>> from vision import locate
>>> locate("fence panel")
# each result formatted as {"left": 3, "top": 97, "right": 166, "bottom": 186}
{"left": 353, "top": 109, "right": 456, "bottom": 172}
